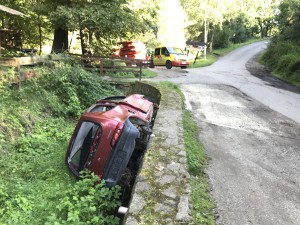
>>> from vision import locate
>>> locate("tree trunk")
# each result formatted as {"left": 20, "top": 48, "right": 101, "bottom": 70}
{"left": 80, "top": 28, "right": 90, "bottom": 55}
{"left": 51, "top": 27, "right": 68, "bottom": 53}
{"left": 38, "top": 15, "right": 42, "bottom": 55}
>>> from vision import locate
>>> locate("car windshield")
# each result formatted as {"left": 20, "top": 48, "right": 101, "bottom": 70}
{"left": 68, "top": 121, "right": 101, "bottom": 171}
{"left": 90, "top": 104, "right": 114, "bottom": 112}
{"left": 167, "top": 47, "right": 184, "bottom": 55}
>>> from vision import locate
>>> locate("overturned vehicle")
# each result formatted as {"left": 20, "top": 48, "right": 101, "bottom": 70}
{"left": 66, "top": 94, "right": 159, "bottom": 187}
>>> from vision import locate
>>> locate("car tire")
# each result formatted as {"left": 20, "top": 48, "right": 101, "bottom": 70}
{"left": 166, "top": 60, "right": 172, "bottom": 69}
{"left": 181, "top": 66, "right": 187, "bottom": 69}
{"left": 149, "top": 60, "right": 155, "bottom": 68}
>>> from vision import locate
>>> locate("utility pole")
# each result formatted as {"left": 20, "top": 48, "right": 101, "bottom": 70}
{"left": 204, "top": 6, "right": 207, "bottom": 60}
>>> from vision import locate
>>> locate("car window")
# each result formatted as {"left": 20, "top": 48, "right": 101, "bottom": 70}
{"left": 68, "top": 121, "right": 101, "bottom": 171}
{"left": 154, "top": 48, "right": 161, "bottom": 56}
{"left": 129, "top": 116, "right": 146, "bottom": 126}
{"left": 162, "top": 47, "right": 169, "bottom": 55}
{"left": 167, "top": 47, "right": 184, "bottom": 55}
{"left": 90, "top": 105, "right": 114, "bottom": 112}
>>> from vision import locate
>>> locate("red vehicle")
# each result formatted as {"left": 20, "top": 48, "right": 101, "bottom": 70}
{"left": 66, "top": 94, "right": 158, "bottom": 187}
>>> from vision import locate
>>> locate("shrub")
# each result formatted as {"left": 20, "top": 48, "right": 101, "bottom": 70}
{"left": 262, "top": 38, "right": 300, "bottom": 75}
{"left": 46, "top": 171, "right": 121, "bottom": 225}
{"left": 34, "top": 62, "right": 121, "bottom": 117}
{"left": 277, "top": 53, "right": 300, "bottom": 75}
{"left": 213, "top": 25, "right": 232, "bottom": 49}
{"left": 0, "top": 61, "right": 124, "bottom": 224}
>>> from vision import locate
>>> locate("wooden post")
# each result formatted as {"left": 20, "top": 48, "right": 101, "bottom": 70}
{"left": 204, "top": 7, "right": 207, "bottom": 61}
{"left": 194, "top": 51, "right": 199, "bottom": 64}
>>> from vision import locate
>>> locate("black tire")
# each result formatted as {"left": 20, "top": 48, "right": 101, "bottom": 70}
{"left": 166, "top": 60, "right": 172, "bottom": 69}
{"left": 149, "top": 60, "right": 155, "bottom": 68}
{"left": 181, "top": 66, "right": 187, "bottom": 69}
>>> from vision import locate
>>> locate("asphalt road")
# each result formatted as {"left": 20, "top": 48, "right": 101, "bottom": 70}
{"left": 148, "top": 41, "right": 300, "bottom": 225}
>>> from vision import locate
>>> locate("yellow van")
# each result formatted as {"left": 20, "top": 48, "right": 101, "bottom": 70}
{"left": 151, "top": 47, "right": 190, "bottom": 69}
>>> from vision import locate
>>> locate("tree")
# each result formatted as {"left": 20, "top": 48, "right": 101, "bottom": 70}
{"left": 48, "top": 0, "right": 158, "bottom": 55}
{"left": 180, "top": 0, "right": 281, "bottom": 49}
{"left": 276, "top": 0, "right": 300, "bottom": 44}
{"left": 1, "top": 0, "right": 160, "bottom": 55}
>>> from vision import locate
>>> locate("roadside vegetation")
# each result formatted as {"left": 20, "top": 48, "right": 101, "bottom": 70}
{"left": 0, "top": 0, "right": 299, "bottom": 224}
{"left": 0, "top": 62, "right": 123, "bottom": 224}
{"left": 260, "top": 0, "right": 300, "bottom": 88}
{"left": 183, "top": 110, "right": 216, "bottom": 224}
{"left": 160, "top": 82, "right": 216, "bottom": 224}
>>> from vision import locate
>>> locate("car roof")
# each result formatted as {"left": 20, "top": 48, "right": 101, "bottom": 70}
{"left": 121, "top": 94, "right": 152, "bottom": 113}
{"left": 82, "top": 94, "right": 153, "bottom": 124}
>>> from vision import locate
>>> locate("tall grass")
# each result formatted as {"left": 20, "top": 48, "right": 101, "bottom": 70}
{"left": 0, "top": 62, "right": 122, "bottom": 224}
{"left": 260, "top": 38, "right": 300, "bottom": 88}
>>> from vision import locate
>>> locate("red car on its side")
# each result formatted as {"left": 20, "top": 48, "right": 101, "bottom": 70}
{"left": 66, "top": 94, "right": 158, "bottom": 187}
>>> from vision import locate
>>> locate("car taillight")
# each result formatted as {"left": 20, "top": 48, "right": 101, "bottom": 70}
{"left": 111, "top": 123, "right": 124, "bottom": 147}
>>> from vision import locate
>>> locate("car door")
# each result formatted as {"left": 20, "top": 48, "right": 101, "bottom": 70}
{"left": 153, "top": 48, "right": 164, "bottom": 66}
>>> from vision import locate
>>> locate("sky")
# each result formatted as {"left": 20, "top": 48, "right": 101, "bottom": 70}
{"left": 157, "top": 0, "right": 187, "bottom": 48}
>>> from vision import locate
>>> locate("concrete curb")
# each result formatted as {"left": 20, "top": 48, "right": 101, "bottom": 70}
{"left": 124, "top": 85, "right": 192, "bottom": 224}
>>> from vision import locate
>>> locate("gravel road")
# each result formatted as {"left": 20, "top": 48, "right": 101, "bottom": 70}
{"left": 147, "top": 41, "right": 300, "bottom": 225}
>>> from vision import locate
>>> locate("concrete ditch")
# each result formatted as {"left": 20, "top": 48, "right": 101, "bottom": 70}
{"left": 123, "top": 82, "right": 192, "bottom": 224}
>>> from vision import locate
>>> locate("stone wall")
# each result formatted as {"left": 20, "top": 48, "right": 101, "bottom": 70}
{"left": 124, "top": 83, "right": 192, "bottom": 224}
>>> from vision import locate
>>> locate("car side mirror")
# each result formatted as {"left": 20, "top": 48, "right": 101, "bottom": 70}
{"left": 141, "top": 126, "right": 152, "bottom": 135}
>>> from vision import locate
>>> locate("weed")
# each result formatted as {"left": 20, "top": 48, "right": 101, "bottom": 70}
{"left": 0, "top": 62, "right": 122, "bottom": 224}
{"left": 260, "top": 38, "right": 300, "bottom": 88}
{"left": 46, "top": 171, "right": 121, "bottom": 225}
{"left": 183, "top": 108, "right": 216, "bottom": 225}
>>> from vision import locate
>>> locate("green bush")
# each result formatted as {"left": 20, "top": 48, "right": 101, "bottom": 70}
{"left": 46, "top": 171, "right": 121, "bottom": 225}
{"left": 34, "top": 62, "right": 121, "bottom": 117}
{"left": 277, "top": 53, "right": 300, "bottom": 75}
{"left": 287, "top": 56, "right": 300, "bottom": 74}
{"left": 261, "top": 38, "right": 300, "bottom": 87}
{"left": 213, "top": 25, "right": 232, "bottom": 49}
{"left": 0, "top": 61, "right": 123, "bottom": 224}
{"left": 262, "top": 38, "right": 299, "bottom": 67}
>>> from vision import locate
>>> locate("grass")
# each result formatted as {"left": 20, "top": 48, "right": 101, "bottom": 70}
{"left": 182, "top": 110, "right": 216, "bottom": 225}
{"left": 0, "top": 98, "right": 77, "bottom": 224}
{"left": 0, "top": 63, "right": 123, "bottom": 224}
{"left": 258, "top": 43, "right": 300, "bottom": 89}
{"left": 283, "top": 72, "right": 300, "bottom": 88}
{"left": 189, "top": 54, "right": 218, "bottom": 68}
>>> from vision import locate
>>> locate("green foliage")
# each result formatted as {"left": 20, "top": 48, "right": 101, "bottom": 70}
{"left": 0, "top": 117, "right": 75, "bottom": 224}
{"left": 1, "top": 0, "right": 159, "bottom": 54}
{"left": 0, "top": 62, "right": 123, "bottom": 224}
{"left": 182, "top": 110, "right": 215, "bottom": 224}
{"left": 181, "top": 0, "right": 279, "bottom": 49}
{"left": 46, "top": 171, "right": 121, "bottom": 225}
{"left": 189, "top": 54, "right": 217, "bottom": 68}
{"left": 183, "top": 110, "right": 207, "bottom": 175}
{"left": 0, "top": 49, "right": 25, "bottom": 57}
{"left": 212, "top": 25, "right": 232, "bottom": 49}
{"left": 261, "top": 34, "right": 300, "bottom": 87}
{"left": 260, "top": 0, "right": 300, "bottom": 87}
{"left": 34, "top": 62, "right": 120, "bottom": 117}
{"left": 276, "top": 0, "right": 300, "bottom": 44}
{"left": 0, "top": 67, "right": 18, "bottom": 88}
{"left": 47, "top": 0, "right": 158, "bottom": 54}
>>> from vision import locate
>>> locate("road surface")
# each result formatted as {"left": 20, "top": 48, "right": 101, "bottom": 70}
{"left": 148, "top": 41, "right": 300, "bottom": 225}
